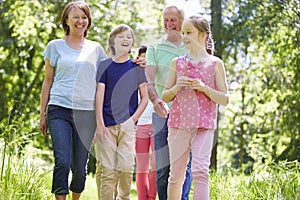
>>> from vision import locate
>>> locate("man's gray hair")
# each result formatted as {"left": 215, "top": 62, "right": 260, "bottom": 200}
{"left": 163, "top": 5, "right": 185, "bottom": 21}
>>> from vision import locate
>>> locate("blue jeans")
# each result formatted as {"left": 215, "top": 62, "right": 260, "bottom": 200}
{"left": 152, "top": 113, "right": 192, "bottom": 200}
{"left": 47, "top": 105, "right": 96, "bottom": 195}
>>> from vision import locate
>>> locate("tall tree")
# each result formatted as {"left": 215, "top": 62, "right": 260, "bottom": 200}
{"left": 210, "top": 0, "right": 222, "bottom": 171}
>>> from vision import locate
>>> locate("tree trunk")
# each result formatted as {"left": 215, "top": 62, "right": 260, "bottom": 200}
{"left": 210, "top": 0, "right": 222, "bottom": 171}
{"left": 239, "top": 85, "right": 245, "bottom": 173}
{"left": 211, "top": 0, "right": 223, "bottom": 57}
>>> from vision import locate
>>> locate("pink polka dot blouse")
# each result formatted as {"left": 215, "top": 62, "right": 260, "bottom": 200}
{"left": 168, "top": 55, "right": 218, "bottom": 129}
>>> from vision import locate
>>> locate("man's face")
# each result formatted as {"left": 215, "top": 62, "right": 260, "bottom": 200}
{"left": 163, "top": 7, "right": 182, "bottom": 35}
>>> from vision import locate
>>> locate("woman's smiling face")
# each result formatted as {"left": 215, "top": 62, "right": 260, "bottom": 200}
{"left": 66, "top": 7, "right": 89, "bottom": 36}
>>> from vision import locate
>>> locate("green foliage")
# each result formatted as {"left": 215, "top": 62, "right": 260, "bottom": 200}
{"left": 89, "top": 0, "right": 164, "bottom": 49}
{"left": 210, "top": 161, "right": 300, "bottom": 199}
{"left": 219, "top": 0, "right": 300, "bottom": 172}
{"left": 0, "top": 0, "right": 66, "bottom": 153}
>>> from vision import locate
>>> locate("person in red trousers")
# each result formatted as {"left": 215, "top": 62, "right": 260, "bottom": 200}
{"left": 135, "top": 45, "right": 157, "bottom": 200}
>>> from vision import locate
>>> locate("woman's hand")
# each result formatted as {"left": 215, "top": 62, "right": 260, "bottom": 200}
{"left": 39, "top": 114, "right": 48, "bottom": 135}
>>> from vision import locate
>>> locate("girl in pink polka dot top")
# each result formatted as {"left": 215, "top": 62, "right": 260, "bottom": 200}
{"left": 162, "top": 15, "right": 229, "bottom": 200}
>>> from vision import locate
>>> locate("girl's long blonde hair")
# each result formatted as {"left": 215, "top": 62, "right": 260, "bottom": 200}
{"left": 188, "top": 15, "right": 214, "bottom": 55}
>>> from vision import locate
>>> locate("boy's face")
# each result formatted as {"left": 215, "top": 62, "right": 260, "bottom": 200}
{"left": 113, "top": 30, "right": 133, "bottom": 55}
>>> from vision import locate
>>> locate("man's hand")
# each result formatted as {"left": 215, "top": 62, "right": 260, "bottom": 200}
{"left": 153, "top": 99, "right": 169, "bottom": 118}
{"left": 133, "top": 57, "right": 146, "bottom": 68}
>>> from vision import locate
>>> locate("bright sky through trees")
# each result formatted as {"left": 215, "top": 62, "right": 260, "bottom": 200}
{"left": 166, "top": 0, "right": 205, "bottom": 17}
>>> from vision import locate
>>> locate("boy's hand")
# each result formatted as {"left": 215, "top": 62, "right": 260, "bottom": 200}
{"left": 94, "top": 125, "right": 107, "bottom": 144}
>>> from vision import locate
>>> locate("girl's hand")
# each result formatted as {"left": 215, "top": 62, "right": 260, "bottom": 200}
{"left": 189, "top": 78, "right": 207, "bottom": 92}
{"left": 95, "top": 125, "right": 107, "bottom": 144}
{"left": 176, "top": 76, "right": 190, "bottom": 89}
{"left": 162, "top": 75, "right": 190, "bottom": 103}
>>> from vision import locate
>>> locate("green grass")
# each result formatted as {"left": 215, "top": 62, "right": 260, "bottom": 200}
{"left": 77, "top": 161, "right": 300, "bottom": 200}
{"left": 1, "top": 140, "right": 299, "bottom": 200}
{"left": 80, "top": 161, "right": 300, "bottom": 200}
{"left": 0, "top": 143, "right": 53, "bottom": 200}
{"left": 210, "top": 161, "right": 300, "bottom": 200}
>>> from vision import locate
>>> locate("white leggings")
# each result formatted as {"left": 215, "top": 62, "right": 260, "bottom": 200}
{"left": 167, "top": 128, "right": 215, "bottom": 200}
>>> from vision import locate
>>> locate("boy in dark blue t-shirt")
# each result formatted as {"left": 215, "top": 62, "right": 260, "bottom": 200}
{"left": 94, "top": 24, "right": 148, "bottom": 200}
